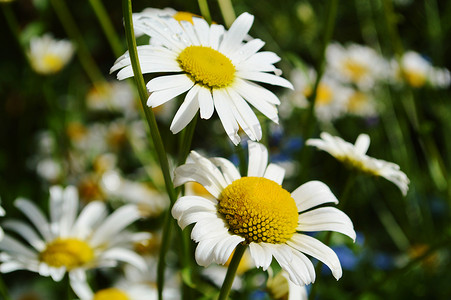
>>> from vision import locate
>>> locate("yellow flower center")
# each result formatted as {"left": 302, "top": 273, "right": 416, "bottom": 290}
{"left": 177, "top": 46, "right": 236, "bottom": 89}
{"left": 343, "top": 59, "right": 368, "bottom": 82}
{"left": 315, "top": 84, "right": 333, "bottom": 106}
{"left": 403, "top": 69, "right": 426, "bottom": 87}
{"left": 93, "top": 288, "right": 129, "bottom": 300}
{"left": 218, "top": 177, "right": 298, "bottom": 244}
{"left": 39, "top": 238, "right": 94, "bottom": 270}
{"left": 347, "top": 91, "right": 367, "bottom": 112}
{"left": 42, "top": 53, "right": 65, "bottom": 73}
{"left": 173, "top": 11, "right": 201, "bottom": 24}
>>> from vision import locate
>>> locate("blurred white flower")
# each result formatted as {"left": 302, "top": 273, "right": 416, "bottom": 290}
{"left": 101, "top": 170, "right": 169, "bottom": 218}
{"left": 326, "top": 43, "right": 388, "bottom": 90}
{"left": 28, "top": 34, "right": 75, "bottom": 75}
{"left": 86, "top": 81, "right": 138, "bottom": 118}
{"left": 345, "top": 90, "right": 378, "bottom": 118}
{"left": 0, "top": 186, "right": 148, "bottom": 282}
{"left": 391, "top": 51, "right": 451, "bottom": 88}
{"left": 307, "top": 132, "right": 410, "bottom": 196}
{"left": 282, "top": 68, "right": 352, "bottom": 122}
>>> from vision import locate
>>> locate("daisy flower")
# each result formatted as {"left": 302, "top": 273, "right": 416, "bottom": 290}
{"left": 111, "top": 12, "right": 293, "bottom": 145}
{"left": 28, "top": 34, "right": 75, "bottom": 75}
{"left": 171, "top": 141, "right": 355, "bottom": 286}
{"left": 345, "top": 90, "right": 378, "bottom": 118}
{"left": 0, "top": 186, "right": 148, "bottom": 282}
{"left": 281, "top": 68, "right": 352, "bottom": 122}
{"left": 306, "top": 132, "right": 409, "bottom": 196}
{"left": 391, "top": 51, "right": 451, "bottom": 88}
{"left": 326, "top": 43, "right": 388, "bottom": 90}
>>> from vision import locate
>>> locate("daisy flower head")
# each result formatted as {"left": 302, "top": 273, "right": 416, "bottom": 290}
{"left": 306, "top": 132, "right": 410, "bottom": 196}
{"left": 172, "top": 141, "right": 356, "bottom": 286}
{"left": 326, "top": 42, "right": 388, "bottom": 90}
{"left": 391, "top": 51, "right": 451, "bottom": 88}
{"left": 28, "top": 34, "right": 75, "bottom": 75}
{"left": 0, "top": 186, "right": 149, "bottom": 282}
{"left": 111, "top": 12, "right": 293, "bottom": 145}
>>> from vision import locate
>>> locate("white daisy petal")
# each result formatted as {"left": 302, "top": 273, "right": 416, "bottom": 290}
{"left": 213, "top": 89, "right": 240, "bottom": 145}
{"left": 101, "top": 248, "right": 147, "bottom": 271}
{"left": 72, "top": 201, "right": 107, "bottom": 239}
{"left": 147, "top": 80, "right": 194, "bottom": 107}
{"left": 247, "top": 140, "right": 268, "bottom": 177}
{"left": 2, "top": 220, "right": 46, "bottom": 251}
{"left": 192, "top": 18, "right": 210, "bottom": 46}
{"left": 90, "top": 205, "right": 141, "bottom": 247}
{"left": 272, "top": 244, "right": 314, "bottom": 286}
{"left": 171, "top": 196, "right": 217, "bottom": 220}
{"left": 197, "top": 86, "right": 214, "bottom": 119}
{"left": 174, "top": 164, "right": 223, "bottom": 198}
{"left": 0, "top": 235, "right": 38, "bottom": 258}
{"left": 234, "top": 79, "right": 279, "bottom": 123}
{"left": 15, "top": 198, "right": 53, "bottom": 241}
{"left": 230, "top": 38, "right": 265, "bottom": 64}
{"left": 209, "top": 157, "right": 241, "bottom": 184}
{"left": 291, "top": 181, "right": 339, "bottom": 212}
{"left": 146, "top": 74, "right": 194, "bottom": 92}
{"left": 219, "top": 13, "right": 254, "bottom": 55}
{"left": 209, "top": 24, "right": 225, "bottom": 50}
{"left": 249, "top": 242, "right": 273, "bottom": 270}
{"left": 227, "top": 88, "right": 262, "bottom": 141}
{"left": 288, "top": 234, "right": 343, "bottom": 280}
{"left": 264, "top": 163, "right": 286, "bottom": 185}
{"left": 170, "top": 87, "right": 200, "bottom": 134}
{"left": 195, "top": 236, "right": 225, "bottom": 267}
{"left": 354, "top": 134, "right": 371, "bottom": 155}
{"left": 298, "top": 207, "right": 356, "bottom": 241}
{"left": 214, "top": 235, "right": 245, "bottom": 265}
{"left": 237, "top": 71, "right": 294, "bottom": 89}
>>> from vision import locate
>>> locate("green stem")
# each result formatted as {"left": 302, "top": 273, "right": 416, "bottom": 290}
{"left": 381, "top": 0, "right": 403, "bottom": 57}
{"left": 217, "top": 0, "right": 236, "bottom": 27}
{"left": 122, "top": 1, "right": 179, "bottom": 299}
{"left": 50, "top": 0, "right": 105, "bottom": 87}
{"left": 197, "top": 0, "right": 212, "bottom": 25}
{"left": 218, "top": 243, "right": 246, "bottom": 300}
{"left": 298, "top": 0, "right": 339, "bottom": 182}
{"left": 0, "top": 275, "right": 12, "bottom": 300}
{"left": 88, "top": 0, "right": 124, "bottom": 58}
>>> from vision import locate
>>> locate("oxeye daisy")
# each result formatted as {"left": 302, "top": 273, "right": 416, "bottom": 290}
{"left": 171, "top": 141, "right": 355, "bottom": 286}
{"left": 0, "top": 186, "right": 148, "bottom": 282}
{"left": 326, "top": 43, "right": 388, "bottom": 90}
{"left": 111, "top": 12, "right": 293, "bottom": 145}
{"left": 28, "top": 34, "right": 75, "bottom": 75}
{"left": 306, "top": 132, "right": 410, "bottom": 196}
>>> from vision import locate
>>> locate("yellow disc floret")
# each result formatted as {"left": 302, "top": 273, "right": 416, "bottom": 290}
{"left": 177, "top": 46, "right": 236, "bottom": 89}
{"left": 343, "top": 59, "right": 368, "bottom": 82}
{"left": 39, "top": 238, "right": 94, "bottom": 270}
{"left": 173, "top": 11, "right": 202, "bottom": 24}
{"left": 93, "top": 288, "right": 129, "bottom": 300}
{"left": 218, "top": 177, "right": 298, "bottom": 244}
